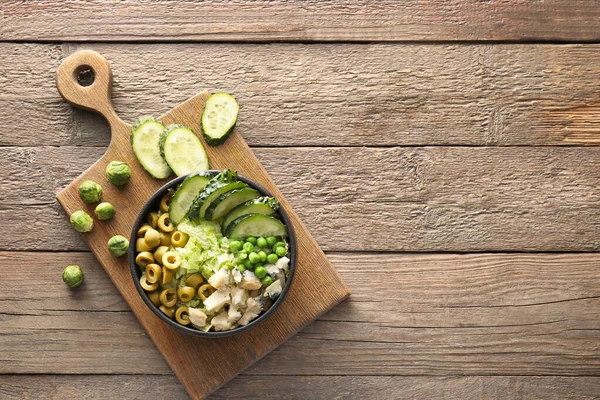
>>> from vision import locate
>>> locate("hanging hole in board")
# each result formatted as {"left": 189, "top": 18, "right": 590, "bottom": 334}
{"left": 74, "top": 65, "right": 96, "bottom": 87}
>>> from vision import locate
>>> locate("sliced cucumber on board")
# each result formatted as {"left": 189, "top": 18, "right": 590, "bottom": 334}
{"left": 188, "top": 170, "right": 239, "bottom": 220}
{"left": 221, "top": 197, "right": 280, "bottom": 233}
{"left": 130, "top": 116, "right": 172, "bottom": 179}
{"left": 225, "top": 214, "right": 288, "bottom": 239}
{"left": 169, "top": 172, "right": 212, "bottom": 225}
{"left": 204, "top": 187, "right": 260, "bottom": 221}
{"left": 201, "top": 92, "right": 239, "bottom": 146}
{"left": 160, "top": 124, "right": 210, "bottom": 176}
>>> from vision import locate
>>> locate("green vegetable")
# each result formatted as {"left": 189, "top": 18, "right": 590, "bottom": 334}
{"left": 275, "top": 246, "right": 287, "bottom": 257}
{"left": 243, "top": 242, "right": 254, "bottom": 253}
{"left": 78, "top": 180, "right": 102, "bottom": 203}
{"left": 70, "top": 210, "right": 94, "bottom": 232}
{"left": 248, "top": 252, "right": 260, "bottom": 264}
{"left": 230, "top": 240, "right": 242, "bottom": 252}
{"left": 237, "top": 252, "right": 248, "bottom": 260}
{"left": 201, "top": 92, "right": 239, "bottom": 146}
{"left": 225, "top": 214, "right": 288, "bottom": 239}
{"left": 243, "top": 259, "right": 253, "bottom": 269}
{"left": 267, "top": 253, "right": 278, "bottom": 264}
{"left": 95, "top": 202, "right": 116, "bottom": 220}
{"left": 130, "top": 116, "right": 172, "bottom": 179}
{"left": 257, "top": 237, "right": 267, "bottom": 248}
{"left": 160, "top": 124, "right": 210, "bottom": 176}
{"left": 105, "top": 161, "right": 131, "bottom": 186}
{"left": 62, "top": 265, "right": 84, "bottom": 288}
{"left": 273, "top": 241, "right": 285, "bottom": 251}
{"left": 237, "top": 264, "right": 246, "bottom": 273}
{"left": 254, "top": 266, "right": 267, "bottom": 279}
{"left": 258, "top": 251, "right": 267, "bottom": 262}
{"left": 246, "top": 236, "right": 257, "bottom": 245}
{"left": 188, "top": 170, "right": 245, "bottom": 220}
{"left": 221, "top": 197, "right": 280, "bottom": 234}
{"left": 266, "top": 236, "right": 277, "bottom": 246}
{"left": 169, "top": 172, "right": 211, "bottom": 225}
{"left": 108, "top": 235, "right": 129, "bottom": 257}
{"left": 204, "top": 187, "right": 259, "bottom": 221}
{"left": 261, "top": 275, "right": 273, "bottom": 287}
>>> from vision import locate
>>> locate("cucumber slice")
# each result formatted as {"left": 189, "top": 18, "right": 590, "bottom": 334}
{"left": 225, "top": 214, "right": 288, "bottom": 239}
{"left": 169, "top": 172, "right": 212, "bottom": 225}
{"left": 160, "top": 124, "right": 210, "bottom": 176}
{"left": 201, "top": 92, "right": 239, "bottom": 146}
{"left": 131, "top": 116, "right": 172, "bottom": 179}
{"left": 221, "top": 197, "right": 280, "bottom": 233}
{"left": 188, "top": 170, "right": 243, "bottom": 220}
{"left": 204, "top": 187, "right": 260, "bottom": 221}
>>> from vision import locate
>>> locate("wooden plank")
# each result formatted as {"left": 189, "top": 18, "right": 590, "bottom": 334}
{"left": 1, "top": 1, "right": 599, "bottom": 42}
{"left": 53, "top": 49, "right": 349, "bottom": 400}
{"left": 3, "top": 146, "right": 600, "bottom": 252}
{"left": 2, "top": 252, "right": 599, "bottom": 376}
{"left": 3, "top": 42, "right": 600, "bottom": 147}
{"left": 0, "top": 375, "right": 599, "bottom": 400}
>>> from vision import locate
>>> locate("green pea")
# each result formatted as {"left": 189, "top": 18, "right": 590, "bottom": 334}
{"left": 275, "top": 246, "right": 287, "bottom": 257}
{"left": 237, "top": 264, "right": 246, "bottom": 273}
{"left": 273, "top": 241, "right": 285, "bottom": 251}
{"left": 256, "top": 237, "right": 267, "bottom": 248}
{"left": 248, "top": 252, "right": 260, "bottom": 264}
{"left": 237, "top": 251, "right": 248, "bottom": 261}
{"left": 266, "top": 236, "right": 277, "bottom": 246}
{"left": 267, "top": 253, "right": 278, "bottom": 264}
{"left": 242, "top": 242, "right": 254, "bottom": 253}
{"left": 258, "top": 251, "right": 267, "bottom": 262}
{"left": 254, "top": 266, "right": 267, "bottom": 279}
{"left": 261, "top": 275, "right": 273, "bottom": 287}
{"left": 243, "top": 259, "right": 253, "bottom": 269}
{"left": 230, "top": 240, "right": 242, "bottom": 251}
{"left": 246, "top": 236, "right": 257, "bottom": 245}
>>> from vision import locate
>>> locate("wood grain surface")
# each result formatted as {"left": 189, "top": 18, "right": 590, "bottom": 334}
{"left": 3, "top": 43, "right": 600, "bottom": 147}
{"left": 4, "top": 146, "right": 600, "bottom": 252}
{"left": 52, "top": 50, "right": 349, "bottom": 400}
{"left": 1, "top": 0, "right": 599, "bottom": 42}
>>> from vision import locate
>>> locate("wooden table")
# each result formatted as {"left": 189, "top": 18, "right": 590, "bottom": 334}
{"left": 1, "top": 2, "right": 599, "bottom": 399}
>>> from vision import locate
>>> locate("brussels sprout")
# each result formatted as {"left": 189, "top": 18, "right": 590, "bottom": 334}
{"left": 78, "top": 180, "right": 102, "bottom": 203}
{"left": 70, "top": 210, "right": 94, "bottom": 232}
{"left": 108, "top": 235, "right": 129, "bottom": 257}
{"left": 62, "top": 265, "right": 84, "bottom": 288}
{"left": 95, "top": 202, "right": 116, "bottom": 220}
{"left": 106, "top": 161, "right": 131, "bottom": 186}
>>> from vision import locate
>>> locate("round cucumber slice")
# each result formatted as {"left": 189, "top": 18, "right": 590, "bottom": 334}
{"left": 170, "top": 173, "right": 211, "bottom": 225}
{"left": 160, "top": 124, "right": 210, "bottom": 177}
{"left": 131, "top": 116, "right": 172, "bottom": 179}
{"left": 201, "top": 92, "right": 239, "bottom": 146}
{"left": 221, "top": 197, "right": 279, "bottom": 233}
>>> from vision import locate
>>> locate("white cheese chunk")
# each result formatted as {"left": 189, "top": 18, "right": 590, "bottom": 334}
{"left": 231, "top": 267, "right": 242, "bottom": 283}
{"left": 204, "top": 287, "right": 231, "bottom": 313}
{"left": 240, "top": 270, "right": 262, "bottom": 290}
{"left": 231, "top": 286, "right": 248, "bottom": 307}
{"left": 275, "top": 256, "right": 290, "bottom": 273}
{"left": 188, "top": 307, "right": 207, "bottom": 327}
{"left": 238, "top": 297, "right": 263, "bottom": 326}
{"left": 208, "top": 268, "right": 229, "bottom": 289}
{"left": 211, "top": 310, "right": 232, "bottom": 331}
{"left": 263, "top": 280, "right": 283, "bottom": 300}
{"left": 228, "top": 305, "right": 242, "bottom": 325}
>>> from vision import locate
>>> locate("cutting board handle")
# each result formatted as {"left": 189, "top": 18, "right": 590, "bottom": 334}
{"left": 56, "top": 50, "right": 123, "bottom": 126}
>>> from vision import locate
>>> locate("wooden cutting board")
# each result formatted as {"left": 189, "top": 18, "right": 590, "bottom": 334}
{"left": 55, "top": 50, "right": 351, "bottom": 399}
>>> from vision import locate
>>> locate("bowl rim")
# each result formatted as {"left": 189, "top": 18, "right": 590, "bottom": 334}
{"left": 128, "top": 170, "right": 297, "bottom": 338}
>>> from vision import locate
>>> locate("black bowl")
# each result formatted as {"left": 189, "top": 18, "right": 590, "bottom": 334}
{"left": 128, "top": 171, "right": 296, "bottom": 337}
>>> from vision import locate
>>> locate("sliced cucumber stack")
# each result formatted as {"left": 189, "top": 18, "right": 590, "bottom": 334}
{"left": 160, "top": 124, "right": 210, "bottom": 176}
{"left": 188, "top": 170, "right": 240, "bottom": 220}
{"left": 221, "top": 197, "right": 280, "bottom": 233}
{"left": 204, "top": 187, "right": 260, "bottom": 221}
{"left": 201, "top": 92, "right": 239, "bottom": 146}
{"left": 225, "top": 214, "right": 288, "bottom": 239}
{"left": 131, "top": 116, "right": 172, "bottom": 179}
{"left": 169, "top": 172, "right": 212, "bottom": 225}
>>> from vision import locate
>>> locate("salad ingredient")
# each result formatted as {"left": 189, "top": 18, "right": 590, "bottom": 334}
{"left": 256, "top": 237, "right": 267, "bottom": 248}
{"left": 267, "top": 253, "right": 278, "bottom": 264}
{"left": 136, "top": 251, "right": 154, "bottom": 268}
{"left": 198, "top": 284, "right": 214, "bottom": 301}
{"left": 201, "top": 92, "right": 239, "bottom": 146}
{"left": 140, "top": 274, "right": 158, "bottom": 291}
{"left": 162, "top": 251, "right": 181, "bottom": 270}
{"left": 240, "top": 270, "right": 262, "bottom": 290}
{"left": 157, "top": 213, "right": 174, "bottom": 232}
{"left": 225, "top": 214, "right": 287, "bottom": 239}
{"left": 136, "top": 238, "right": 152, "bottom": 252}
{"left": 205, "top": 187, "right": 259, "bottom": 221}
{"left": 169, "top": 172, "right": 211, "bottom": 225}
{"left": 95, "top": 202, "right": 116, "bottom": 220}
{"left": 184, "top": 273, "right": 204, "bottom": 288}
{"left": 264, "top": 280, "right": 282, "bottom": 300}
{"left": 160, "top": 124, "right": 209, "bottom": 176}
{"left": 160, "top": 288, "right": 177, "bottom": 307}
{"left": 175, "top": 306, "right": 191, "bottom": 325}
{"left": 266, "top": 236, "right": 277, "bottom": 246}
{"left": 70, "top": 210, "right": 94, "bottom": 232}
{"left": 137, "top": 224, "right": 152, "bottom": 237}
{"left": 204, "top": 287, "right": 231, "bottom": 313}
{"left": 144, "top": 228, "right": 161, "bottom": 248}
{"left": 261, "top": 275, "right": 274, "bottom": 287}
{"left": 153, "top": 246, "right": 169, "bottom": 265}
{"left": 221, "top": 197, "right": 280, "bottom": 233}
{"left": 162, "top": 268, "right": 173, "bottom": 285}
{"left": 177, "top": 286, "right": 195, "bottom": 302}
{"left": 147, "top": 211, "right": 159, "bottom": 228}
{"left": 131, "top": 116, "right": 172, "bottom": 179}
{"left": 105, "top": 161, "right": 131, "bottom": 186}
{"left": 148, "top": 290, "right": 161, "bottom": 307}
{"left": 188, "top": 307, "right": 207, "bottom": 326}
{"left": 146, "top": 264, "right": 162, "bottom": 283}
{"left": 159, "top": 231, "right": 172, "bottom": 246}
{"left": 62, "top": 265, "right": 84, "bottom": 288}
{"left": 254, "top": 266, "right": 267, "bottom": 279}
{"left": 159, "top": 193, "right": 172, "bottom": 213}
{"left": 246, "top": 237, "right": 257, "bottom": 245}
{"left": 107, "top": 235, "right": 129, "bottom": 257}
{"left": 188, "top": 170, "right": 243, "bottom": 220}
{"left": 170, "top": 231, "right": 189, "bottom": 247}
{"left": 78, "top": 180, "right": 102, "bottom": 203}
{"left": 258, "top": 251, "right": 267, "bottom": 262}
{"left": 160, "top": 305, "right": 175, "bottom": 318}
{"left": 243, "top": 242, "right": 254, "bottom": 253}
